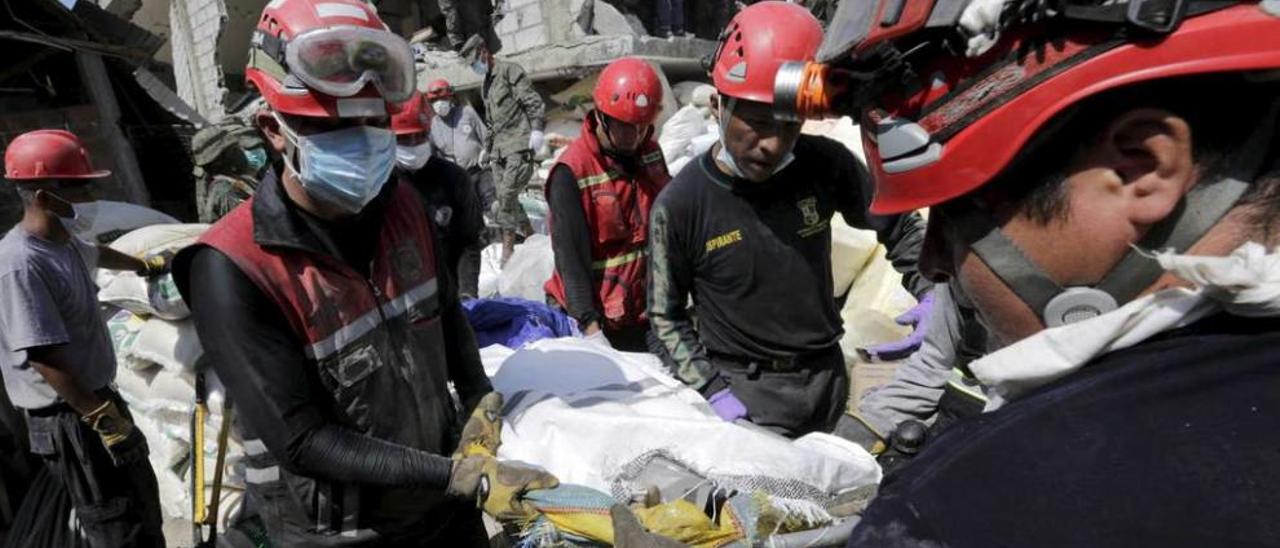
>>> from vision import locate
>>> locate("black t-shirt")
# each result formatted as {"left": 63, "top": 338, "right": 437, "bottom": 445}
{"left": 647, "top": 135, "right": 928, "bottom": 391}
{"left": 849, "top": 313, "right": 1280, "bottom": 547}
{"left": 406, "top": 156, "right": 487, "bottom": 272}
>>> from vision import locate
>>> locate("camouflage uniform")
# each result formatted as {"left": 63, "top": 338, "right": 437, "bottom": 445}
{"left": 191, "top": 122, "right": 264, "bottom": 223}
{"left": 462, "top": 36, "right": 546, "bottom": 232}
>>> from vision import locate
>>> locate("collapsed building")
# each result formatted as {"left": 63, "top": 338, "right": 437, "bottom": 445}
{"left": 0, "top": 0, "right": 717, "bottom": 228}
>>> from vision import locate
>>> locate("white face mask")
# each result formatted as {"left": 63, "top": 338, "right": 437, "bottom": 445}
{"left": 471, "top": 61, "right": 489, "bottom": 74}
{"left": 432, "top": 100, "right": 453, "bottom": 118}
{"left": 395, "top": 142, "right": 433, "bottom": 171}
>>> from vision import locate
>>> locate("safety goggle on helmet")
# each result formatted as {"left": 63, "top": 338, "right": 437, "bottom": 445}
{"left": 247, "top": 0, "right": 416, "bottom": 117}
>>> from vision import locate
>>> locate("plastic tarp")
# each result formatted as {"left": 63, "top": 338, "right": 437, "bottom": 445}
{"left": 463, "top": 297, "right": 579, "bottom": 348}
{"left": 82, "top": 200, "right": 179, "bottom": 244}
{"left": 481, "top": 339, "right": 881, "bottom": 505}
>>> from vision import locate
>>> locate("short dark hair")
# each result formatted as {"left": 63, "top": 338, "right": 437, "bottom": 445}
{"left": 983, "top": 72, "right": 1280, "bottom": 231}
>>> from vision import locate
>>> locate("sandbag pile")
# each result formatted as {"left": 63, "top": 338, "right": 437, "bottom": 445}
{"left": 98, "top": 224, "right": 245, "bottom": 527}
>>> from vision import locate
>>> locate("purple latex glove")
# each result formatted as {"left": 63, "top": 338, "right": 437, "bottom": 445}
{"left": 708, "top": 389, "right": 748, "bottom": 422}
{"left": 858, "top": 292, "right": 936, "bottom": 362}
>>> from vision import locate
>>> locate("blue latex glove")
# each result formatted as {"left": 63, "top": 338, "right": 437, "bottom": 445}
{"left": 859, "top": 292, "right": 936, "bottom": 362}
{"left": 708, "top": 389, "right": 748, "bottom": 422}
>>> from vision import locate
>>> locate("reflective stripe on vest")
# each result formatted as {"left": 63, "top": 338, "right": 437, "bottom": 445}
{"left": 591, "top": 247, "right": 646, "bottom": 270}
{"left": 304, "top": 278, "right": 439, "bottom": 360}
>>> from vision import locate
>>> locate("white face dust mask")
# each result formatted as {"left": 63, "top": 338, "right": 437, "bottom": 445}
{"left": 395, "top": 142, "right": 433, "bottom": 171}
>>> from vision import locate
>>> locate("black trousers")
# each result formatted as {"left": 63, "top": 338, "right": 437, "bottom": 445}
{"left": 9, "top": 392, "right": 163, "bottom": 548}
{"left": 712, "top": 345, "right": 849, "bottom": 439}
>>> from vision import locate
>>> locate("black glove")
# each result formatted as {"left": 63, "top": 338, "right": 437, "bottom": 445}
{"left": 832, "top": 414, "right": 887, "bottom": 455}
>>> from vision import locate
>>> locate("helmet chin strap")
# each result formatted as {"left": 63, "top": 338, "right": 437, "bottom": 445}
{"left": 957, "top": 178, "right": 1251, "bottom": 327}
{"left": 957, "top": 97, "right": 1279, "bottom": 327}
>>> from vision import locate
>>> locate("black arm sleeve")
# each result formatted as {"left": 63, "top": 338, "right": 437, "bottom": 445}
{"left": 831, "top": 151, "right": 932, "bottom": 298}
{"left": 433, "top": 233, "right": 492, "bottom": 412}
{"left": 547, "top": 165, "right": 602, "bottom": 326}
{"left": 186, "top": 247, "right": 453, "bottom": 488}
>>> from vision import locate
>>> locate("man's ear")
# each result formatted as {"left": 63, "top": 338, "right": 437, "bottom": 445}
{"left": 1099, "top": 108, "right": 1195, "bottom": 226}
{"left": 255, "top": 110, "right": 289, "bottom": 155}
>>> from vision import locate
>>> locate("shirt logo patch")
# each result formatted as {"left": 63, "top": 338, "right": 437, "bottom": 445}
{"left": 705, "top": 229, "right": 743, "bottom": 253}
{"left": 797, "top": 197, "right": 820, "bottom": 227}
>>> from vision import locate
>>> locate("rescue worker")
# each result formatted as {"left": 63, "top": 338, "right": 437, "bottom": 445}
{"left": 191, "top": 120, "right": 268, "bottom": 223}
{"left": 392, "top": 90, "right": 487, "bottom": 300}
{"left": 0, "top": 129, "right": 165, "bottom": 547}
{"left": 545, "top": 58, "right": 671, "bottom": 350}
{"left": 835, "top": 284, "right": 990, "bottom": 453}
{"left": 460, "top": 34, "right": 547, "bottom": 266}
{"left": 647, "top": 1, "right": 931, "bottom": 438}
{"left": 768, "top": 0, "right": 1280, "bottom": 544}
{"left": 172, "top": 1, "right": 556, "bottom": 545}
{"left": 427, "top": 78, "right": 496, "bottom": 216}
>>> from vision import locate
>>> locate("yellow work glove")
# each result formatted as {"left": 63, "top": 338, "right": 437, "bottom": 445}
{"left": 454, "top": 392, "right": 503, "bottom": 459}
{"left": 82, "top": 400, "right": 149, "bottom": 467}
{"left": 136, "top": 253, "right": 170, "bottom": 278}
{"left": 609, "top": 504, "right": 686, "bottom": 548}
{"left": 447, "top": 455, "right": 559, "bottom": 523}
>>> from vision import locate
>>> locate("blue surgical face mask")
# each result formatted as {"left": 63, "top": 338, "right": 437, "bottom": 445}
{"left": 275, "top": 114, "right": 396, "bottom": 215}
{"left": 471, "top": 61, "right": 489, "bottom": 74}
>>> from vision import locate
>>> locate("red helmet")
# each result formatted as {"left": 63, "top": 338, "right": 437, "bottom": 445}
{"left": 5, "top": 130, "right": 110, "bottom": 181}
{"left": 425, "top": 79, "right": 454, "bottom": 101}
{"left": 246, "top": 0, "right": 415, "bottom": 118}
{"left": 593, "top": 58, "right": 663, "bottom": 126}
{"left": 390, "top": 91, "right": 431, "bottom": 136}
{"left": 711, "top": 1, "right": 824, "bottom": 104}
{"left": 792, "top": 0, "right": 1280, "bottom": 214}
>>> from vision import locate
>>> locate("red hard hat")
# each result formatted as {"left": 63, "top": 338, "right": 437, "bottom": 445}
{"left": 425, "top": 79, "right": 454, "bottom": 101}
{"left": 593, "top": 58, "right": 663, "bottom": 126}
{"left": 5, "top": 130, "right": 110, "bottom": 181}
{"left": 825, "top": 1, "right": 1280, "bottom": 214}
{"left": 711, "top": 1, "right": 824, "bottom": 104}
{"left": 246, "top": 0, "right": 408, "bottom": 119}
{"left": 390, "top": 91, "right": 431, "bottom": 136}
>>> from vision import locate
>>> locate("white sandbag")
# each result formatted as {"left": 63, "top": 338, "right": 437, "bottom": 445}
{"left": 101, "top": 223, "right": 209, "bottom": 256}
{"left": 105, "top": 308, "right": 154, "bottom": 371}
{"left": 97, "top": 224, "right": 208, "bottom": 320}
{"left": 82, "top": 201, "right": 179, "bottom": 244}
{"left": 486, "top": 339, "right": 881, "bottom": 500}
{"left": 132, "top": 318, "right": 203, "bottom": 373}
{"left": 496, "top": 234, "right": 555, "bottom": 301}
{"left": 478, "top": 244, "right": 502, "bottom": 298}
{"left": 658, "top": 104, "right": 713, "bottom": 161}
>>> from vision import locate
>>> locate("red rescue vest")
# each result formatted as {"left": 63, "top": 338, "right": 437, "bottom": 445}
{"left": 544, "top": 117, "right": 670, "bottom": 328}
{"left": 198, "top": 180, "right": 455, "bottom": 534}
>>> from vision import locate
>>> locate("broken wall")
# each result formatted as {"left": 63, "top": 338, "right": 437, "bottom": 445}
{"left": 169, "top": 0, "right": 228, "bottom": 120}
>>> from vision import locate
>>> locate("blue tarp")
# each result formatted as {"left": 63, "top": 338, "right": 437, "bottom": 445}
{"left": 463, "top": 297, "right": 579, "bottom": 348}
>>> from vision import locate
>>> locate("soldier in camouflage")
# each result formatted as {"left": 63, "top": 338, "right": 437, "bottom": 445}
{"left": 460, "top": 34, "right": 546, "bottom": 266}
{"left": 190, "top": 122, "right": 268, "bottom": 223}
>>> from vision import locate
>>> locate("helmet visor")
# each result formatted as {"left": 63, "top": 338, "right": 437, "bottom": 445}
{"left": 286, "top": 26, "right": 416, "bottom": 104}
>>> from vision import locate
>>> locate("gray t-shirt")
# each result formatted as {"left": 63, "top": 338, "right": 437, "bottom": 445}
{"left": 0, "top": 227, "right": 115, "bottom": 409}
{"left": 430, "top": 103, "right": 488, "bottom": 170}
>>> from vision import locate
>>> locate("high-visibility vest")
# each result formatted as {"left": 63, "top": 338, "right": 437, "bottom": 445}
{"left": 544, "top": 116, "right": 670, "bottom": 328}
